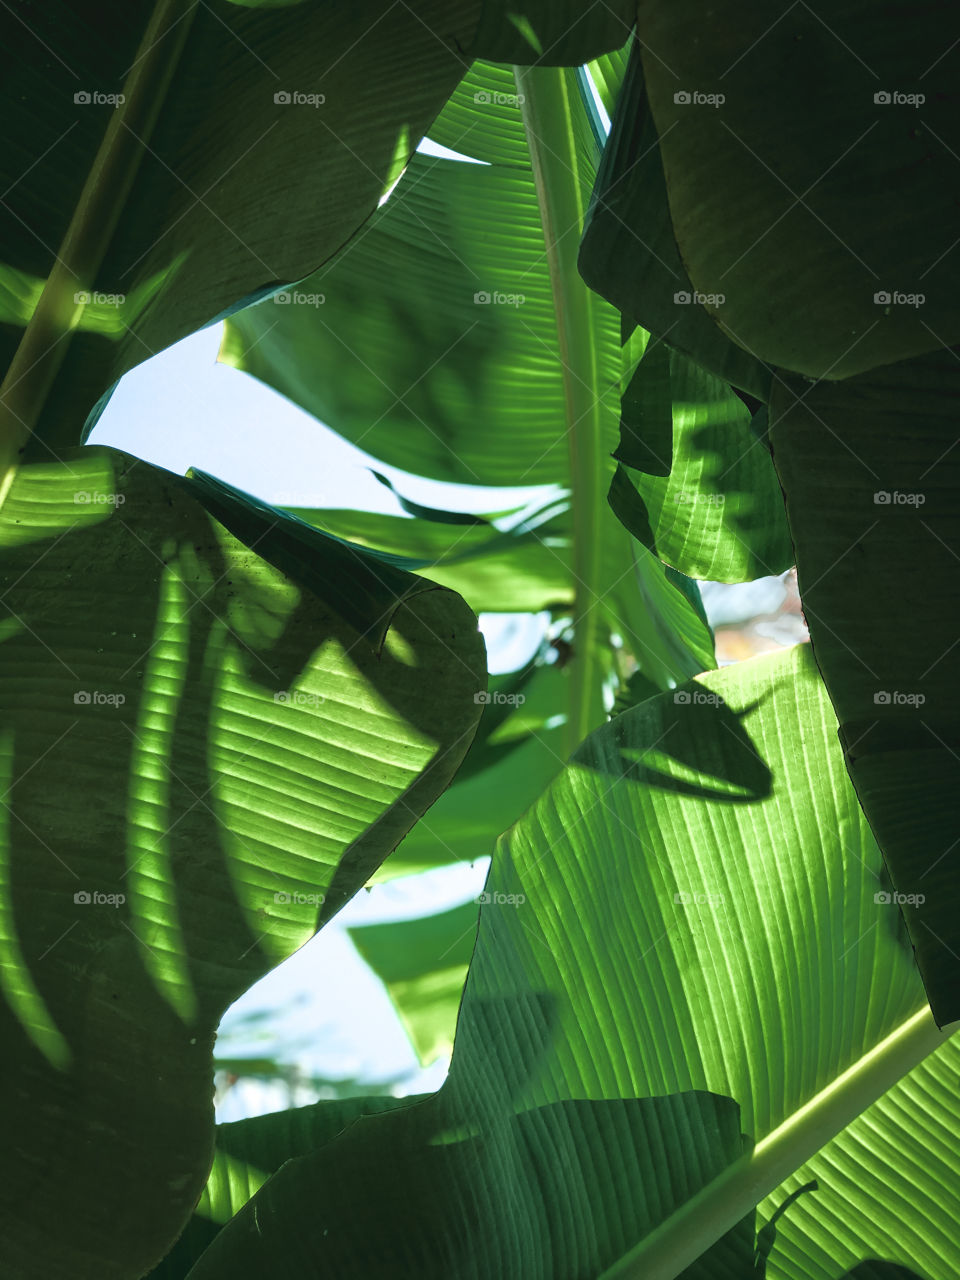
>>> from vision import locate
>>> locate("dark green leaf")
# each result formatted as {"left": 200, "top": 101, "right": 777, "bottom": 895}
{"left": 0, "top": 445, "right": 484, "bottom": 1276}
{"left": 469, "top": 2, "right": 634, "bottom": 66}
{"left": 629, "top": 5, "right": 959, "bottom": 379}
{"left": 1, "top": 0, "right": 477, "bottom": 451}
{"left": 578, "top": 39, "right": 771, "bottom": 398}
{"left": 768, "top": 349, "right": 960, "bottom": 1023}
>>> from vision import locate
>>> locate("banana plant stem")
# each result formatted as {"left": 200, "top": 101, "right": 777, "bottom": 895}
{"left": 601, "top": 1006, "right": 957, "bottom": 1279}
{"left": 0, "top": 0, "right": 199, "bottom": 508}
{"left": 515, "top": 66, "right": 607, "bottom": 755}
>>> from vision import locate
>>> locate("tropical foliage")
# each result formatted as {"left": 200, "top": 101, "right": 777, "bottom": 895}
{"left": 0, "top": 2, "right": 956, "bottom": 1277}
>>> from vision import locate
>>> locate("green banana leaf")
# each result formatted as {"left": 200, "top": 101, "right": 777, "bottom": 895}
{"left": 584, "top": 43, "right": 632, "bottom": 118}
{"left": 768, "top": 352, "right": 960, "bottom": 1025}
{"left": 382, "top": 661, "right": 568, "bottom": 878}
{"left": 468, "top": 1, "right": 633, "bottom": 65}
{"left": 0, "top": 445, "right": 485, "bottom": 1278}
{"left": 221, "top": 135, "right": 597, "bottom": 487}
{"left": 222, "top": 59, "right": 781, "bottom": 592}
{"left": 148, "top": 1094, "right": 427, "bottom": 1279}
{"left": 608, "top": 342, "right": 793, "bottom": 581}
{"left": 1, "top": 0, "right": 482, "bottom": 458}
{"left": 578, "top": 38, "right": 772, "bottom": 397}
{"left": 758, "top": 1036, "right": 960, "bottom": 1280}
{"left": 147, "top": 644, "right": 957, "bottom": 1277}
{"left": 221, "top": 60, "right": 724, "bottom": 745}
{"left": 288, "top": 500, "right": 573, "bottom": 615}
{"left": 628, "top": 3, "right": 958, "bottom": 379}
{"left": 577, "top": 15, "right": 960, "bottom": 1020}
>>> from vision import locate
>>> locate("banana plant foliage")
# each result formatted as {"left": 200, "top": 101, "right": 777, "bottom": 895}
{"left": 0, "top": 445, "right": 485, "bottom": 1276}
{"left": 148, "top": 647, "right": 959, "bottom": 1279}
{"left": 580, "top": 22, "right": 960, "bottom": 1022}
{"left": 221, "top": 54, "right": 792, "bottom": 864}
{"left": 2, "top": 0, "right": 959, "bottom": 1276}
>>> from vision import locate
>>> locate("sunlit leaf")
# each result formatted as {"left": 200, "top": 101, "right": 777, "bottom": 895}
{"left": 0, "top": 445, "right": 484, "bottom": 1276}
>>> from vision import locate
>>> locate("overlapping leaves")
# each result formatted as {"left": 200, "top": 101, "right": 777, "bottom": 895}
{"left": 147, "top": 645, "right": 956, "bottom": 1278}
{"left": 0, "top": 446, "right": 484, "bottom": 1277}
